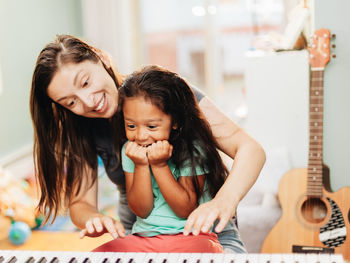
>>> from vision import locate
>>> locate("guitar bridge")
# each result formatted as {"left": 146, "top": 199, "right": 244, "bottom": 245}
{"left": 292, "top": 245, "right": 335, "bottom": 253}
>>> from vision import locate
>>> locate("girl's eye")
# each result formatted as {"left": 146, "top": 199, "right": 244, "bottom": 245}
{"left": 148, "top": 125, "right": 157, "bottom": 129}
{"left": 82, "top": 77, "right": 89, "bottom": 87}
{"left": 127, "top": 124, "right": 136, "bottom": 129}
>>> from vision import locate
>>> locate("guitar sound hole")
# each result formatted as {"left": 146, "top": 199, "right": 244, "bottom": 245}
{"left": 301, "top": 198, "right": 327, "bottom": 223}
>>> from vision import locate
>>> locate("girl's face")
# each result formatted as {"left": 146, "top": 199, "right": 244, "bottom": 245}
{"left": 123, "top": 96, "right": 174, "bottom": 146}
{"left": 47, "top": 60, "right": 118, "bottom": 118}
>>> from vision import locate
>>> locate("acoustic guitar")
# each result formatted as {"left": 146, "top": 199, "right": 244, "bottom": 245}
{"left": 261, "top": 29, "right": 350, "bottom": 260}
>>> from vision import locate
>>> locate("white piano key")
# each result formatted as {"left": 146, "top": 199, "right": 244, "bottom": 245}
{"left": 188, "top": 253, "right": 202, "bottom": 263}
{"left": 293, "top": 253, "right": 307, "bottom": 263}
{"left": 280, "top": 253, "right": 295, "bottom": 263}
{"left": 199, "top": 252, "right": 225, "bottom": 263}
{"left": 222, "top": 253, "right": 236, "bottom": 263}
{"left": 130, "top": 252, "right": 148, "bottom": 263}
{"left": 305, "top": 253, "right": 319, "bottom": 263}
{"left": 120, "top": 252, "right": 147, "bottom": 263}
{"left": 142, "top": 252, "right": 159, "bottom": 263}
{"left": 270, "top": 254, "right": 283, "bottom": 263}
{"left": 153, "top": 253, "right": 170, "bottom": 263}
{"left": 163, "top": 253, "right": 180, "bottom": 263}
{"left": 107, "top": 252, "right": 127, "bottom": 263}
{"left": 317, "top": 253, "right": 331, "bottom": 263}
{"left": 330, "top": 254, "right": 344, "bottom": 263}
{"left": 258, "top": 253, "right": 271, "bottom": 263}
{"left": 246, "top": 253, "right": 260, "bottom": 263}
{"left": 175, "top": 253, "right": 192, "bottom": 263}
{"left": 0, "top": 250, "right": 11, "bottom": 262}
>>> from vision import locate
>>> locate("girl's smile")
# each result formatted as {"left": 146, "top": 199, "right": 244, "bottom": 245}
{"left": 123, "top": 96, "right": 175, "bottom": 146}
{"left": 47, "top": 60, "right": 118, "bottom": 118}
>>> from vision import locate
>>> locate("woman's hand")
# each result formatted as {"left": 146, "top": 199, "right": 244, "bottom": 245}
{"left": 125, "top": 141, "right": 149, "bottom": 166}
{"left": 79, "top": 215, "right": 126, "bottom": 239}
{"left": 183, "top": 194, "right": 237, "bottom": 235}
{"left": 147, "top": 140, "right": 173, "bottom": 167}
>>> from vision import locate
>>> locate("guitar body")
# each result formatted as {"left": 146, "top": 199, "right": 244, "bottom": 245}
{"left": 261, "top": 168, "right": 350, "bottom": 260}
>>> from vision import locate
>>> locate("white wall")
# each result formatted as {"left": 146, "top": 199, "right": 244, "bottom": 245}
{"left": 0, "top": 0, "right": 83, "bottom": 162}
{"left": 315, "top": 0, "right": 350, "bottom": 190}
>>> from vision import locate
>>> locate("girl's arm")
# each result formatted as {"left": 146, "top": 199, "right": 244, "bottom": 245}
{"left": 124, "top": 142, "right": 154, "bottom": 218}
{"left": 184, "top": 96, "right": 266, "bottom": 235}
{"left": 148, "top": 141, "right": 205, "bottom": 218}
{"left": 69, "top": 165, "right": 125, "bottom": 239}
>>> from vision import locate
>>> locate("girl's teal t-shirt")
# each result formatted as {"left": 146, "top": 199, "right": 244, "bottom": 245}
{"left": 121, "top": 142, "right": 211, "bottom": 237}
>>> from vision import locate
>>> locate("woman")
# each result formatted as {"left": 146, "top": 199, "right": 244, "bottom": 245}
{"left": 30, "top": 34, "right": 265, "bottom": 253}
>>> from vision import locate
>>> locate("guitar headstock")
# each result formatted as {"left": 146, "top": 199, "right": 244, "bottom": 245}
{"left": 308, "top": 28, "right": 335, "bottom": 68}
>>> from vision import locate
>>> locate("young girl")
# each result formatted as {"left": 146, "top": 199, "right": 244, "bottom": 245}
{"left": 93, "top": 65, "right": 230, "bottom": 252}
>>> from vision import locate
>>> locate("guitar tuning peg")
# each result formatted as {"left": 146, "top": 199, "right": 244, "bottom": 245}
{"left": 331, "top": 33, "right": 336, "bottom": 39}
{"left": 332, "top": 44, "right": 336, "bottom": 48}
{"left": 332, "top": 53, "right": 337, "bottom": 58}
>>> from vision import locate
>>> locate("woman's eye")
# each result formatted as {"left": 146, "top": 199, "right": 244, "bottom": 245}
{"left": 68, "top": 99, "right": 76, "bottom": 107}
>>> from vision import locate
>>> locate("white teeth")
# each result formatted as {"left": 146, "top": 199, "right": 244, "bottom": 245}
{"left": 96, "top": 94, "right": 105, "bottom": 111}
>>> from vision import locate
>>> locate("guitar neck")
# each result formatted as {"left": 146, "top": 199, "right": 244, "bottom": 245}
{"left": 307, "top": 69, "right": 325, "bottom": 197}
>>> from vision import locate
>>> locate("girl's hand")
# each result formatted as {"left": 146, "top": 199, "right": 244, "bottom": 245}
{"left": 125, "top": 141, "right": 149, "bottom": 166}
{"left": 79, "top": 215, "right": 126, "bottom": 239}
{"left": 147, "top": 140, "right": 173, "bottom": 167}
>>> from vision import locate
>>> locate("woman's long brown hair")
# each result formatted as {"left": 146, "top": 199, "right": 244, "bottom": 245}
{"left": 30, "top": 35, "right": 122, "bottom": 223}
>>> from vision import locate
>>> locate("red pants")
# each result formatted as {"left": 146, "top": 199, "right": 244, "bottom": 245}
{"left": 93, "top": 233, "right": 223, "bottom": 253}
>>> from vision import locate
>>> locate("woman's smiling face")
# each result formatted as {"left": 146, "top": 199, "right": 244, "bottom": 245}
{"left": 47, "top": 60, "right": 119, "bottom": 118}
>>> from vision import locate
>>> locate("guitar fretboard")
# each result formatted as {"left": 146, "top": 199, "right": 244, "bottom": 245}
{"left": 307, "top": 69, "right": 324, "bottom": 197}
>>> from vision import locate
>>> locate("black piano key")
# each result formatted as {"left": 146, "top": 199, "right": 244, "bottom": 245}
{"left": 7, "top": 256, "right": 17, "bottom": 263}
{"left": 25, "top": 256, "right": 35, "bottom": 263}
{"left": 102, "top": 258, "right": 110, "bottom": 263}
{"left": 0, "top": 256, "right": 4, "bottom": 263}
{"left": 148, "top": 259, "right": 153, "bottom": 263}
{"left": 196, "top": 260, "right": 201, "bottom": 263}
{"left": 210, "top": 260, "right": 214, "bottom": 263}
{"left": 115, "top": 258, "right": 123, "bottom": 263}
{"left": 50, "top": 257, "right": 59, "bottom": 263}
{"left": 128, "top": 259, "right": 134, "bottom": 263}
{"left": 38, "top": 257, "right": 48, "bottom": 263}
{"left": 69, "top": 257, "right": 78, "bottom": 263}
{"left": 83, "top": 258, "right": 92, "bottom": 263}
{"left": 162, "top": 259, "right": 167, "bottom": 263}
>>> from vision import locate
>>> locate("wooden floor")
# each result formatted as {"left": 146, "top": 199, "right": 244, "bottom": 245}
{"left": 0, "top": 231, "right": 112, "bottom": 251}
{"left": 0, "top": 217, "right": 112, "bottom": 251}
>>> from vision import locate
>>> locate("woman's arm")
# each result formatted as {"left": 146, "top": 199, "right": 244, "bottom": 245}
{"left": 184, "top": 96, "right": 266, "bottom": 235}
{"left": 69, "top": 166, "right": 125, "bottom": 239}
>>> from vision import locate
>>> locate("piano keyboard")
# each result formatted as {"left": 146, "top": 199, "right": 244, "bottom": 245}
{"left": 0, "top": 251, "right": 344, "bottom": 263}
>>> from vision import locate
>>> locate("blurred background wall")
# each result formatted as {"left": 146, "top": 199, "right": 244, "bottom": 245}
{"left": 0, "top": 0, "right": 349, "bottom": 190}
